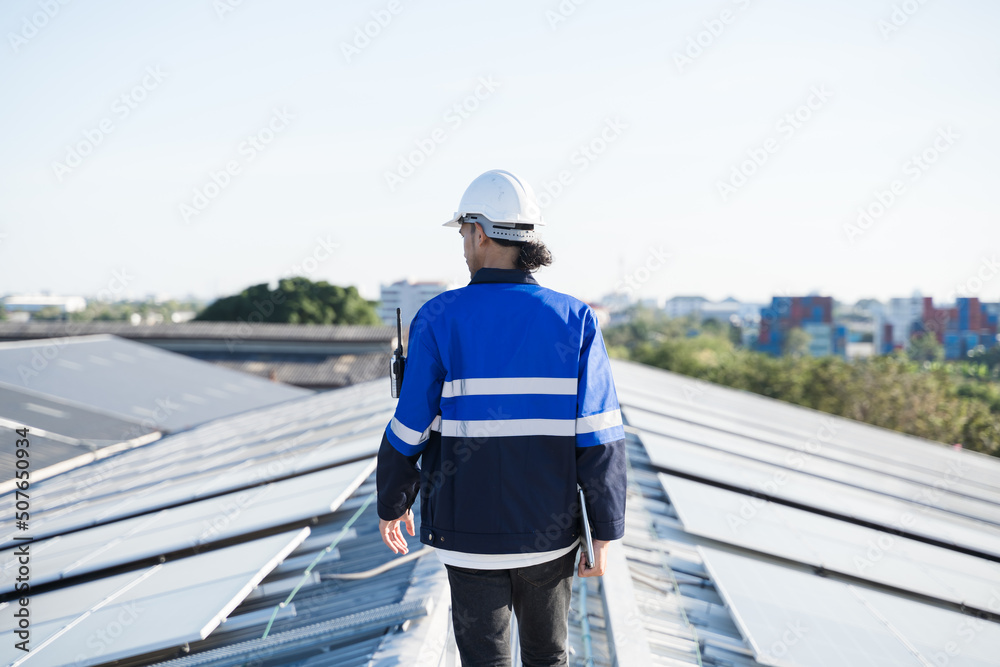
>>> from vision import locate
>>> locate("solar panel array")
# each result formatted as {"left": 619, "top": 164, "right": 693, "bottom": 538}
{"left": 699, "top": 545, "right": 1000, "bottom": 667}
{"left": 0, "top": 361, "right": 399, "bottom": 664}
{"left": 0, "top": 529, "right": 310, "bottom": 667}
{"left": 5, "top": 342, "right": 998, "bottom": 666}
{"left": 0, "top": 335, "right": 310, "bottom": 482}
{"left": 0, "top": 380, "right": 391, "bottom": 547}
{"left": 611, "top": 359, "right": 1000, "bottom": 667}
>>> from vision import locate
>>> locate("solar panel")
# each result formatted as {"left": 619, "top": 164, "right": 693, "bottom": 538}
{"left": 660, "top": 472, "right": 1000, "bottom": 614}
{"left": 0, "top": 458, "right": 374, "bottom": 592}
{"left": 623, "top": 403, "right": 1000, "bottom": 526}
{"left": 611, "top": 359, "right": 1000, "bottom": 495}
{"left": 698, "top": 545, "right": 1000, "bottom": 667}
{"left": 617, "top": 383, "right": 1000, "bottom": 509}
{"left": 0, "top": 384, "right": 156, "bottom": 442}
{"left": 0, "top": 380, "right": 394, "bottom": 545}
{"left": 0, "top": 335, "right": 309, "bottom": 434}
{"left": 636, "top": 429, "right": 1000, "bottom": 559}
{"left": 0, "top": 528, "right": 309, "bottom": 667}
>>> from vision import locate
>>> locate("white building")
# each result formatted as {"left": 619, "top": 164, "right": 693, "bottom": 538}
{"left": 597, "top": 291, "right": 632, "bottom": 313}
{"left": 378, "top": 279, "right": 453, "bottom": 328}
{"left": 3, "top": 294, "right": 87, "bottom": 314}
{"left": 883, "top": 293, "right": 925, "bottom": 350}
{"left": 664, "top": 296, "right": 708, "bottom": 319}
{"left": 666, "top": 296, "right": 764, "bottom": 325}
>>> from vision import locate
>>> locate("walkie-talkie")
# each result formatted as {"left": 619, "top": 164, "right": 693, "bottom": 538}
{"left": 390, "top": 308, "right": 406, "bottom": 398}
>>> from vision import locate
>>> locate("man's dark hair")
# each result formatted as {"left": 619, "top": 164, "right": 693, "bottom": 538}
{"left": 493, "top": 237, "right": 553, "bottom": 273}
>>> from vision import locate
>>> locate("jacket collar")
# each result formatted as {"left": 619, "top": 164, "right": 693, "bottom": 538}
{"left": 469, "top": 267, "right": 539, "bottom": 285}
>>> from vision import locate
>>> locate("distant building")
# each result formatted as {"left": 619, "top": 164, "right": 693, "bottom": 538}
{"left": 2, "top": 294, "right": 86, "bottom": 314}
{"left": 923, "top": 297, "right": 999, "bottom": 359}
{"left": 377, "top": 279, "right": 452, "bottom": 328}
{"left": 598, "top": 291, "right": 632, "bottom": 313}
{"left": 638, "top": 296, "right": 664, "bottom": 311}
{"left": 755, "top": 295, "right": 847, "bottom": 358}
{"left": 882, "top": 294, "right": 925, "bottom": 354}
{"left": 876, "top": 296, "right": 999, "bottom": 359}
{"left": 699, "top": 297, "right": 742, "bottom": 322}
{"left": 664, "top": 296, "right": 708, "bottom": 319}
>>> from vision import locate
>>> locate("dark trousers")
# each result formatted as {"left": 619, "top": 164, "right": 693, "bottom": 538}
{"left": 444, "top": 547, "right": 578, "bottom": 667}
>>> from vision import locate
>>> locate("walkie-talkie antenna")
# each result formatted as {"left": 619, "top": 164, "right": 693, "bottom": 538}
{"left": 396, "top": 308, "right": 403, "bottom": 352}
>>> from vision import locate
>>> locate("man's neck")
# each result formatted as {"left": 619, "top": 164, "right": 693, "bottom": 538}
{"left": 480, "top": 259, "right": 518, "bottom": 270}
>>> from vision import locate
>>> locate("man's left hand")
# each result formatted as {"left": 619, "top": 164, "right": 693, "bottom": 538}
{"left": 379, "top": 508, "right": 415, "bottom": 554}
{"left": 578, "top": 539, "right": 611, "bottom": 577}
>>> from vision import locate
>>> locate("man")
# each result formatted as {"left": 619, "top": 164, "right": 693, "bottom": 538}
{"left": 376, "top": 169, "right": 627, "bottom": 666}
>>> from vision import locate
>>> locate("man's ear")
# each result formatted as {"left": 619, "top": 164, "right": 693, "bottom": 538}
{"left": 475, "top": 222, "right": 487, "bottom": 246}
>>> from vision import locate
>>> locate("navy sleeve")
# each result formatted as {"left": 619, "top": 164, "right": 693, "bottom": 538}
{"left": 376, "top": 430, "right": 422, "bottom": 521}
{"left": 376, "top": 305, "right": 445, "bottom": 521}
{"left": 575, "top": 307, "right": 627, "bottom": 541}
{"left": 577, "top": 442, "right": 627, "bottom": 540}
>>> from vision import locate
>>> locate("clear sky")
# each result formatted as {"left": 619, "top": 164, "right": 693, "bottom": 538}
{"left": 1, "top": 0, "right": 997, "bottom": 307}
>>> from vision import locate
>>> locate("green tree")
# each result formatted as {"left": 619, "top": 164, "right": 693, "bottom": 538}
{"left": 196, "top": 277, "right": 381, "bottom": 325}
{"left": 603, "top": 315, "right": 1000, "bottom": 459}
{"left": 782, "top": 326, "right": 811, "bottom": 358}
{"left": 907, "top": 332, "right": 944, "bottom": 363}
{"left": 32, "top": 306, "right": 66, "bottom": 320}
{"left": 968, "top": 344, "right": 1000, "bottom": 374}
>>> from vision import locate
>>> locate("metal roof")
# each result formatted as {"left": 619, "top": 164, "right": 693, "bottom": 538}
{"left": 0, "top": 322, "right": 395, "bottom": 344}
{"left": 211, "top": 353, "right": 387, "bottom": 389}
{"left": 2, "top": 353, "right": 998, "bottom": 666}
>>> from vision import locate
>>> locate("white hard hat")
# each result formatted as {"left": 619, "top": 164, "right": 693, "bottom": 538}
{"left": 443, "top": 169, "right": 545, "bottom": 242}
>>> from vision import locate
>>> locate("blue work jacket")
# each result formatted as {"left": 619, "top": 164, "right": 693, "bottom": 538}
{"left": 376, "top": 267, "right": 627, "bottom": 554}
